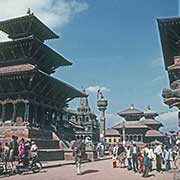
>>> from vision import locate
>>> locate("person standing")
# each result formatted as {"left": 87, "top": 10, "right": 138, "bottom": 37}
{"left": 18, "top": 138, "right": 25, "bottom": 166}
{"left": 148, "top": 145, "right": 155, "bottom": 171}
{"left": 142, "top": 152, "right": 150, "bottom": 177}
{"left": 154, "top": 142, "right": 162, "bottom": 172}
{"left": 126, "top": 145, "right": 132, "bottom": 170}
{"left": 3, "top": 143, "right": 10, "bottom": 172}
{"left": 73, "top": 146, "right": 83, "bottom": 175}
{"left": 96, "top": 142, "right": 101, "bottom": 159}
{"left": 9, "top": 136, "right": 18, "bottom": 162}
{"left": 137, "top": 152, "right": 143, "bottom": 173}
{"left": 117, "top": 144, "right": 126, "bottom": 168}
{"left": 164, "top": 146, "right": 171, "bottom": 170}
{"left": 130, "top": 142, "right": 140, "bottom": 172}
{"left": 72, "top": 140, "right": 84, "bottom": 175}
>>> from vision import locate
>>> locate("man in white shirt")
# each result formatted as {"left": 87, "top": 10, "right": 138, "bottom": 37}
{"left": 154, "top": 143, "right": 162, "bottom": 172}
{"left": 30, "top": 141, "right": 38, "bottom": 158}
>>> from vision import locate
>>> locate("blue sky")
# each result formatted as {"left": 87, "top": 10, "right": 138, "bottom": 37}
{"left": 51, "top": 0, "right": 179, "bottom": 130}
{"left": 0, "top": 0, "right": 179, "bottom": 131}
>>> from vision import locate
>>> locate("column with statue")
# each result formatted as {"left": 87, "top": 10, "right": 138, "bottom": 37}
{"left": 97, "top": 90, "right": 108, "bottom": 145}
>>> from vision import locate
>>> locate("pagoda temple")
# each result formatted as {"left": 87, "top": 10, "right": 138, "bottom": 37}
{"left": 0, "top": 12, "right": 86, "bottom": 157}
{"left": 108, "top": 105, "right": 164, "bottom": 145}
{"left": 157, "top": 17, "right": 180, "bottom": 124}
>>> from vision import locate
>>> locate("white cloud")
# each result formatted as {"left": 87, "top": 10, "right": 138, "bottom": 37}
{"left": 0, "top": 0, "right": 88, "bottom": 40}
{"left": 157, "top": 110, "right": 179, "bottom": 132}
{"left": 86, "top": 86, "right": 111, "bottom": 94}
{"left": 106, "top": 113, "right": 122, "bottom": 128}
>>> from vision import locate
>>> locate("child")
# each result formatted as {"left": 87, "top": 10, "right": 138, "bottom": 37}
{"left": 137, "top": 152, "right": 143, "bottom": 173}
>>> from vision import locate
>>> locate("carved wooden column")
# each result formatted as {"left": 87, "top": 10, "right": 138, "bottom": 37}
{"left": 34, "top": 104, "right": 38, "bottom": 127}
{"left": 24, "top": 103, "right": 27, "bottom": 122}
{"left": 26, "top": 103, "right": 29, "bottom": 122}
{"left": 1, "top": 103, "right": 5, "bottom": 122}
{"left": 12, "top": 103, "right": 16, "bottom": 122}
{"left": 41, "top": 106, "right": 45, "bottom": 128}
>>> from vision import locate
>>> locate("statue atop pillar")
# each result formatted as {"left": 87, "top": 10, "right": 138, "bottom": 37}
{"left": 97, "top": 89, "right": 108, "bottom": 142}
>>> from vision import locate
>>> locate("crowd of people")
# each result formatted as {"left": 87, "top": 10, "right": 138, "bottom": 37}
{"left": 0, "top": 135, "right": 38, "bottom": 172}
{"left": 111, "top": 140, "right": 178, "bottom": 178}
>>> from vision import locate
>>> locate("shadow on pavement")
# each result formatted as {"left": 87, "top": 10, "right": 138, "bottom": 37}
{"left": 81, "top": 169, "right": 99, "bottom": 175}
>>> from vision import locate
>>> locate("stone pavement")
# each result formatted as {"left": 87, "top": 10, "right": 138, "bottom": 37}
{"left": 0, "top": 158, "right": 177, "bottom": 180}
{"left": 42, "top": 155, "right": 112, "bottom": 168}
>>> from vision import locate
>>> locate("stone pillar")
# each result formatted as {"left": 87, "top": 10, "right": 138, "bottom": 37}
{"left": 97, "top": 91, "right": 108, "bottom": 143}
{"left": 122, "top": 121, "right": 126, "bottom": 146}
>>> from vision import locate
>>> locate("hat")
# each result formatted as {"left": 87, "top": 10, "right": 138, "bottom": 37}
{"left": 31, "top": 141, "right": 35, "bottom": 144}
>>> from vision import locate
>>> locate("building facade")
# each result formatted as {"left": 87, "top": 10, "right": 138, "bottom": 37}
{"left": 67, "top": 90, "right": 100, "bottom": 143}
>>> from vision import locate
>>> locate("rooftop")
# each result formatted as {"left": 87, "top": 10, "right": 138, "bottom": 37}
{"left": 117, "top": 104, "right": 144, "bottom": 121}
{"left": 113, "top": 121, "right": 149, "bottom": 129}
{"left": 118, "top": 104, "right": 143, "bottom": 115}
{"left": 144, "top": 105, "right": 158, "bottom": 118}
{"left": 145, "top": 129, "right": 164, "bottom": 137}
{"left": 140, "top": 118, "right": 163, "bottom": 126}
{"left": 105, "top": 129, "right": 119, "bottom": 136}
{"left": 0, "top": 36, "right": 72, "bottom": 74}
{"left": 0, "top": 64, "right": 86, "bottom": 101}
{"left": 0, "top": 64, "right": 35, "bottom": 75}
{"left": 0, "top": 14, "right": 59, "bottom": 41}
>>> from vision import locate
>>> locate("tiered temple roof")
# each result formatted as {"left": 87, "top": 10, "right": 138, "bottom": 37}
{"left": 117, "top": 104, "right": 144, "bottom": 121}
{"left": 145, "top": 129, "right": 164, "bottom": 138}
{"left": 113, "top": 121, "right": 149, "bottom": 129}
{"left": 140, "top": 106, "right": 163, "bottom": 130}
{"left": 0, "top": 14, "right": 59, "bottom": 41}
{"left": 0, "top": 13, "right": 86, "bottom": 128}
{"left": 0, "top": 36, "right": 72, "bottom": 74}
{"left": 111, "top": 105, "right": 164, "bottom": 143}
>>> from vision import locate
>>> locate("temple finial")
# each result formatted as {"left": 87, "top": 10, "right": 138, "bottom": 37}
{"left": 130, "top": 104, "right": 134, "bottom": 109}
{"left": 27, "top": 8, "right": 33, "bottom": 15}
{"left": 27, "top": 8, "right": 31, "bottom": 15}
